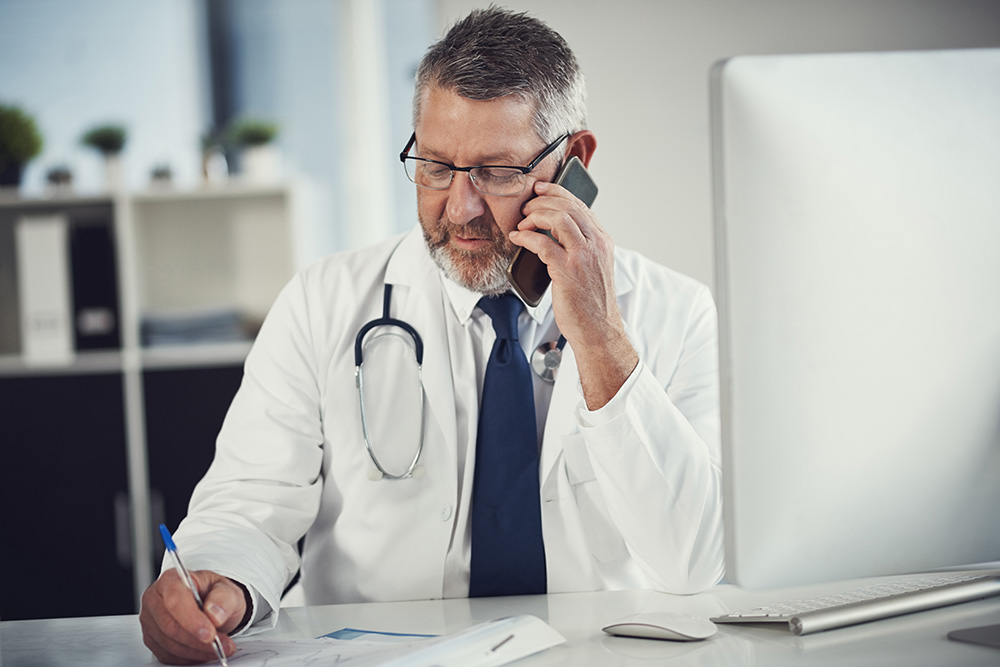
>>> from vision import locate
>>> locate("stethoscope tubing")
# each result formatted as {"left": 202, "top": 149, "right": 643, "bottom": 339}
{"left": 354, "top": 282, "right": 566, "bottom": 481}
{"left": 354, "top": 284, "right": 424, "bottom": 366}
{"left": 355, "top": 284, "right": 426, "bottom": 480}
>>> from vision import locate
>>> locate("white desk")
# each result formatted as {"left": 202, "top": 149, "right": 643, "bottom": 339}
{"left": 3, "top": 579, "right": 999, "bottom": 666}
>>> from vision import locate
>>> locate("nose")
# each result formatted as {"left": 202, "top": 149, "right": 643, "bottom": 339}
{"left": 445, "top": 171, "right": 486, "bottom": 226}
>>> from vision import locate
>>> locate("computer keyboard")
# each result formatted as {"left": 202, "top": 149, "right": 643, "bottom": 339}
{"left": 712, "top": 571, "right": 1000, "bottom": 636}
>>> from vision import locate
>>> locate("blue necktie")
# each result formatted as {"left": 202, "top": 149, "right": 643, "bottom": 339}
{"left": 470, "top": 294, "right": 547, "bottom": 597}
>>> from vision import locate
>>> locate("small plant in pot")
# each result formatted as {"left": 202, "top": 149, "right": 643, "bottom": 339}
{"left": 46, "top": 164, "right": 73, "bottom": 194}
{"left": 228, "top": 117, "right": 278, "bottom": 147}
{"left": 81, "top": 123, "right": 127, "bottom": 191}
{"left": 228, "top": 116, "right": 279, "bottom": 183}
{"left": 81, "top": 124, "right": 126, "bottom": 155}
{"left": 150, "top": 163, "right": 173, "bottom": 187}
{"left": 0, "top": 104, "right": 44, "bottom": 188}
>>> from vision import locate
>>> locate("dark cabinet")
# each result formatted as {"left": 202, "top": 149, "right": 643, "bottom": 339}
{"left": 0, "top": 373, "right": 134, "bottom": 620}
{"left": 144, "top": 365, "right": 244, "bottom": 567}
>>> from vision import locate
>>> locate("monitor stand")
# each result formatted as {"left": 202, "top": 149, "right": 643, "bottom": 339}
{"left": 948, "top": 624, "right": 1000, "bottom": 650}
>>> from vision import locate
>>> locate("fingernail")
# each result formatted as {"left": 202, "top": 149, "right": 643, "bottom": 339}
{"left": 198, "top": 626, "right": 212, "bottom": 642}
{"left": 208, "top": 603, "right": 226, "bottom": 625}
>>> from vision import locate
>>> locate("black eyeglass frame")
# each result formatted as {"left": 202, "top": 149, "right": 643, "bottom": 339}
{"left": 399, "top": 131, "right": 571, "bottom": 196}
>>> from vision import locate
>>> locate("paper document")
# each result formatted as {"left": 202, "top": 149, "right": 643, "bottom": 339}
{"left": 229, "top": 614, "right": 565, "bottom": 667}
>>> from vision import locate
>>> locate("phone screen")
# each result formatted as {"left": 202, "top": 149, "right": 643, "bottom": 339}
{"left": 506, "top": 156, "right": 598, "bottom": 306}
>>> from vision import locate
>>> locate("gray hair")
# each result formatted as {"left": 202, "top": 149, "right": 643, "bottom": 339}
{"left": 412, "top": 6, "right": 587, "bottom": 143}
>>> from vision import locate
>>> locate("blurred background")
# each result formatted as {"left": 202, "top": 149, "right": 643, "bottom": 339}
{"left": 1, "top": 0, "right": 998, "bottom": 621}
{"left": 1, "top": 0, "right": 996, "bottom": 286}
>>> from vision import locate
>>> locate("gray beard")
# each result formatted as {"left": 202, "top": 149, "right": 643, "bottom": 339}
{"left": 428, "top": 243, "right": 513, "bottom": 296}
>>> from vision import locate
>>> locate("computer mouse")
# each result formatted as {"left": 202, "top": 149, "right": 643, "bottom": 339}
{"left": 602, "top": 612, "right": 718, "bottom": 641}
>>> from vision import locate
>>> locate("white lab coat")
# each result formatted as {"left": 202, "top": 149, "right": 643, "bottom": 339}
{"left": 173, "top": 226, "right": 723, "bottom": 632}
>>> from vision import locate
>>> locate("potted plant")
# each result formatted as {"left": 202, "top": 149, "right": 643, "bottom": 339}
{"left": 150, "top": 163, "right": 173, "bottom": 188}
{"left": 0, "top": 104, "right": 44, "bottom": 189}
{"left": 228, "top": 116, "right": 279, "bottom": 183}
{"left": 46, "top": 164, "right": 73, "bottom": 195}
{"left": 81, "top": 123, "right": 127, "bottom": 191}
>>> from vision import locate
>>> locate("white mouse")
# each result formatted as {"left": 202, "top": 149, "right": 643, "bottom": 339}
{"left": 602, "top": 612, "right": 718, "bottom": 641}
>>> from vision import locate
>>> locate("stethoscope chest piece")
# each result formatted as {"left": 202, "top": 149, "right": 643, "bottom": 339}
{"left": 531, "top": 336, "right": 567, "bottom": 382}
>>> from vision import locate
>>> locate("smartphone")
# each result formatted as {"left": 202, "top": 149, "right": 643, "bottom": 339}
{"left": 506, "top": 156, "right": 599, "bottom": 306}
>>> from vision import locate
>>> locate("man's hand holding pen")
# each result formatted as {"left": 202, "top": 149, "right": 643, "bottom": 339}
{"left": 140, "top": 568, "right": 246, "bottom": 665}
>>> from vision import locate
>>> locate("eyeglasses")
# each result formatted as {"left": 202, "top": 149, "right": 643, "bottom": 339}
{"left": 399, "top": 132, "right": 570, "bottom": 196}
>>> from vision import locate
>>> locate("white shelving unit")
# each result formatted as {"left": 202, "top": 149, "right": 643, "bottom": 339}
{"left": 0, "top": 184, "right": 296, "bottom": 616}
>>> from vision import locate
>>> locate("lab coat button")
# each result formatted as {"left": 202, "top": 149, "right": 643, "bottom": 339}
{"left": 439, "top": 504, "right": 453, "bottom": 521}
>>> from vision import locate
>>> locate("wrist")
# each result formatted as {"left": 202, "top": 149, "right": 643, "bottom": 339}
{"left": 574, "top": 333, "right": 639, "bottom": 410}
{"left": 227, "top": 578, "right": 254, "bottom": 634}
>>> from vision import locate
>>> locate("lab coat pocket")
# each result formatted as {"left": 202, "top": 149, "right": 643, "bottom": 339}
{"left": 562, "top": 434, "right": 629, "bottom": 564}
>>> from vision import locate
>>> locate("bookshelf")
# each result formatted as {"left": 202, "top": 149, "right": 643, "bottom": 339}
{"left": 0, "top": 184, "right": 296, "bottom": 619}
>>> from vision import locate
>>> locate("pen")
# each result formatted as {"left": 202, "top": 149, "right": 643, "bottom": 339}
{"left": 158, "top": 524, "right": 229, "bottom": 667}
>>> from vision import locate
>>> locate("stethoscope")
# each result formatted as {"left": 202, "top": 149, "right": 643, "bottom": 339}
{"left": 354, "top": 283, "right": 567, "bottom": 481}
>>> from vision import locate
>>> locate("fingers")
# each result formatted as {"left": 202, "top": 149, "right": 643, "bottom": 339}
{"left": 514, "top": 179, "right": 613, "bottom": 272}
{"left": 198, "top": 572, "right": 249, "bottom": 635}
{"left": 139, "top": 569, "right": 241, "bottom": 665}
{"left": 517, "top": 180, "right": 605, "bottom": 245}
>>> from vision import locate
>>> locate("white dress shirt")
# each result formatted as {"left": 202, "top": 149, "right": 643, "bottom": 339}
{"left": 435, "top": 274, "right": 639, "bottom": 599}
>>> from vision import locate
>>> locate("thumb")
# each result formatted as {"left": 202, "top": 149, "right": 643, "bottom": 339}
{"left": 191, "top": 571, "right": 249, "bottom": 635}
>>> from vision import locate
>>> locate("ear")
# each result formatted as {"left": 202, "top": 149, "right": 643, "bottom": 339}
{"left": 565, "top": 130, "right": 597, "bottom": 168}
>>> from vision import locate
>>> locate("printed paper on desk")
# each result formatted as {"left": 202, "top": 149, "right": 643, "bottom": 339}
{"left": 225, "top": 636, "right": 417, "bottom": 666}
{"left": 228, "top": 615, "right": 565, "bottom": 667}
{"left": 378, "top": 615, "right": 566, "bottom": 667}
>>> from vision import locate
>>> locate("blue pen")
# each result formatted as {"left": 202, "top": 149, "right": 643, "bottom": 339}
{"left": 159, "top": 524, "right": 229, "bottom": 666}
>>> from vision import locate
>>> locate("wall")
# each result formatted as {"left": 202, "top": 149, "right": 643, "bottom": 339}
{"left": 0, "top": 0, "right": 206, "bottom": 193}
{"left": 434, "top": 0, "right": 1000, "bottom": 291}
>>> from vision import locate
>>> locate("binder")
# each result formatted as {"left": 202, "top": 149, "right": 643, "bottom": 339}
{"left": 15, "top": 215, "right": 74, "bottom": 365}
{"left": 69, "top": 220, "right": 121, "bottom": 350}
{"left": 0, "top": 221, "right": 19, "bottom": 355}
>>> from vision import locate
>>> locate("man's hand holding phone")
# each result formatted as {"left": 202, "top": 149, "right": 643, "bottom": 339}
{"left": 507, "top": 157, "right": 597, "bottom": 306}
{"left": 509, "top": 161, "right": 639, "bottom": 410}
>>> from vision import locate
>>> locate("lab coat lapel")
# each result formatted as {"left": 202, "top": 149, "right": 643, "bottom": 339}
{"left": 384, "top": 229, "right": 458, "bottom": 477}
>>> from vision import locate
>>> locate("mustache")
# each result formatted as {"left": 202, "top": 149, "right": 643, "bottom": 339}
{"left": 426, "top": 216, "right": 510, "bottom": 252}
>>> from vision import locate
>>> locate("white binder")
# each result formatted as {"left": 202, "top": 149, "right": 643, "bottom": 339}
{"left": 15, "top": 215, "right": 74, "bottom": 366}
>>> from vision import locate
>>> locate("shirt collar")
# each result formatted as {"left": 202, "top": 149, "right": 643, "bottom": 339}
{"left": 439, "top": 269, "right": 552, "bottom": 326}
{"left": 386, "top": 226, "right": 554, "bottom": 325}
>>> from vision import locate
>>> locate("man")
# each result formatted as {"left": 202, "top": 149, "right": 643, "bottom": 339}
{"left": 140, "top": 7, "right": 723, "bottom": 664}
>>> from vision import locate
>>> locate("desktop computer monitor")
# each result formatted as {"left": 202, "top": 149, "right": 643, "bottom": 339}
{"left": 710, "top": 48, "right": 1000, "bottom": 589}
